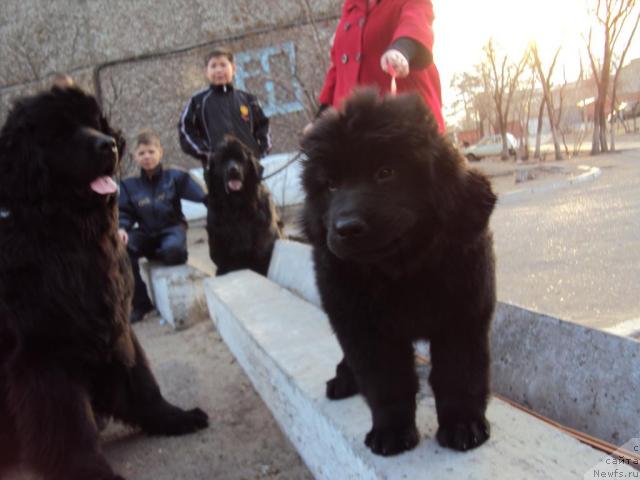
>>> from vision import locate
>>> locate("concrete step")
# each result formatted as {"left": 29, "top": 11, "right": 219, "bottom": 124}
{"left": 267, "top": 240, "right": 640, "bottom": 447}
{"left": 141, "top": 261, "right": 209, "bottom": 329}
{"left": 204, "top": 270, "right": 634, "bottom": 479}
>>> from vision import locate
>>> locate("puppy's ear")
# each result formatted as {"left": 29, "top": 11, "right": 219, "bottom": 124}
{"left": 451, "top": 169, "right": 497, "bottom": 239}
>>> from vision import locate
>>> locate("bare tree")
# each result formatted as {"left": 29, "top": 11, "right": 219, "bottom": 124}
{"left": 609, "top": 11, "right": 640, "bottom": 150}
{"left": 533, "top": 94, "right": 546, "bottom": 159}
{"left": 472, "top": 68, "right": 495, "bottom": 137}
{"left": 504, "top": 66, "right": 537, "bottom": 160}
{"left": 585, "top": 0, "right": 640, "bottom": 154}
{"left": 521, "top": 72, "right": 536, "bottom": 160}
{"left": 531, "top": 44, "right": 563, "bottom": 160}
{"left": 554, "top": 67, "right": 572, "bottom": 157}
{"left": 481, "top": 39, "right": 529, "bottom": 160}
{"left": 450, "top": 71, "right": 487, "bottom": 133}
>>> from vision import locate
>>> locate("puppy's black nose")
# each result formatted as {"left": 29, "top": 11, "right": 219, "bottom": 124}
{"left": 334, "top": 217, "right": 367, "bottom": 238}
{"left": 95, "top": 135, "right": 116, "bottom": 155}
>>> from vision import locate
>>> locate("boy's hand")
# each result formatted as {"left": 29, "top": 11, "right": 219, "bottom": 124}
{"left": 118, "top": 228, "right": 129, "bottom": 245}
{"left": 380, "top": 49, "right": 409, "bottom": 78}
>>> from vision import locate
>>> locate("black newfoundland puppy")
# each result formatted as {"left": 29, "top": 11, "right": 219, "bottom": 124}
{"left": 0, "top": 88, "right": 208, "bottom": 480}
{"left": 301, "top": 90, "right": 497, "bottom": 456}
{"left": 206, "top": 135, "right": 282, "bottom": 275}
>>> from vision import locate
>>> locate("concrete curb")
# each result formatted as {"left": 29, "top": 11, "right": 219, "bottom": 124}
{"left": 204, "top": 271, "right": 631, "bottom": 479}
{"left": 142, "top": 262, "right": 209, "bottom": 329}
{"left": 498, "top": 166, "right": 601, "bottom": 204}
{"left": 491, "top": 302, "right": 640, "bottom": 445}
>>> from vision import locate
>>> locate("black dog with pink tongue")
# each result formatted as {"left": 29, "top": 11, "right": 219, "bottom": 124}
{"left": 0, "top": 87, "right": 208, "bottom": 480}
{"left": 206, "top": 135, "right": 283, "bottom": 276}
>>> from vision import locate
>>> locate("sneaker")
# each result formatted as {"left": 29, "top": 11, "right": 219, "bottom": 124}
{"left": 130, "top": 303, "right": 154, "bottom": 324}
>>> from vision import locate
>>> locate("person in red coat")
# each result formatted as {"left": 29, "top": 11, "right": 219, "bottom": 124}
{"left": 316, "top": 0, "right": 444, "bottom": 132}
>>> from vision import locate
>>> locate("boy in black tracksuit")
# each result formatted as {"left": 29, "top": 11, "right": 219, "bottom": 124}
{"left": 178, "top": 47, "right": 271, "bottom": 176}
{"left": 118, "top": 129, "right": 207, "bottom": 323}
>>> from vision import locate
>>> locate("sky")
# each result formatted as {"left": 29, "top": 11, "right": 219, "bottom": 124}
{"left": 432, "top": 0, "right": 640, "bottom": 119}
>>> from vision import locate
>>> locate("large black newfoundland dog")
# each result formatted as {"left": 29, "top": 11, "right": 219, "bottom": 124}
{"left": 0, "top": 88, "right": 208, "bottom": 480}
{"left": 301, "top": 90, "right": 497, "bottom": 456}
{"left": 206, "top": 135, "right": 282, "bottom": 275}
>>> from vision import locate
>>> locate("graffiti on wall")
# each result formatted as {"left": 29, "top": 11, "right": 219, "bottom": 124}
{"left": 234, "top": 42, "right": 305, "bottom": 117}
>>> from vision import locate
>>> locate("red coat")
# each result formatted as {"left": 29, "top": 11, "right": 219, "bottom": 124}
{"left": 318, "top": 0, "right": 444, "bottom": 132}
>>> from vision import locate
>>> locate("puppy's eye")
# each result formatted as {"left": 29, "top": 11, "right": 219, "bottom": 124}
{"left": 375, "top": 167, "right": 395, "bottom": 183}
{"left": 326, "top": 178, "right": 338, "bottom": 192}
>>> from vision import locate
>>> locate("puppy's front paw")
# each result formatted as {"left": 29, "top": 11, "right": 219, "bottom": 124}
{"left": 181, "top": 407, "right": 209, "bottom": 432}
{"left": 436, "top": 417, "right": 490, "bottom": 451}
{"left": 326, "top": 374, "right": 358, "bottom": 400}
{"left": 147, "top": 406, "right": 209, "bottom": 436}
{"left": 364, "top": 424, "right": 419, "bottom": 456}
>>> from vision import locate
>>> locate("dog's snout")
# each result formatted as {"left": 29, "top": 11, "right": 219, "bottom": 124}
{"left": 226, "top": 162, "right": 242, "bottom": 179}
{"left": 94, "top": 134, "right": 116, "bottom": 155}
{"left": 334, "top": 216, "right": 367, "bottom": 238}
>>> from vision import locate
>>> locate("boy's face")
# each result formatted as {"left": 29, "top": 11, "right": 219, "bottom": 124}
{"left": 134, "top": 142, "right": 162, "bottom": 172}
{"left": 206, "top": 55, "right": 236, "bottom": 86}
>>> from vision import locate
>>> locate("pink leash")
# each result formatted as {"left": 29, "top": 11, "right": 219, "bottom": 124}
{"left": 387, "top": 63, "right": 397, "bottom": 96}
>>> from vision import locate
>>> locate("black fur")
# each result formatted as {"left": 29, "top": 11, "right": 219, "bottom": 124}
{"left": 206, "top": 135, "right": 282, "bottom": 275}
{"left": 0, "top": 87, "right": 208, "bottom": 480}
{"left": 300, "top": 90, "right": 497, "bottom": 456}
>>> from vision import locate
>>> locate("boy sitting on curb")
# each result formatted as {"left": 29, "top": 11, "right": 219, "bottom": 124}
{"left": 118, "top": 129, "right": 207, "bottom": 323}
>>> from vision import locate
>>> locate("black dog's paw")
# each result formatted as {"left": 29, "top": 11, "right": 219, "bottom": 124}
{"left": 146, "top": 406, "right": 209, "bottom": 436}
{"left": 364, "top": 424, "right": 419, "bottom": 456}
{"left": 326, "top": 375, "right": 358, "bottom": 400}
{"left": 180, "top": 407, "right": 209, "bottom": 433}
{"left": 436, "top": 417, "right": 490, "bottom": 451}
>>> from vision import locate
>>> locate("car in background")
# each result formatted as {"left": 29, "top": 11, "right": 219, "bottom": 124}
{"left": 620, "top": 100, "right": 640, "bottom": 120}
{"left": 463, "top": 133, "right": 518, "bottom": 161}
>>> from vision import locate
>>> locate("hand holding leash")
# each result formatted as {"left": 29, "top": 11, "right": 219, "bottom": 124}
{"left": 380, "top": 49, "right": 409, "bottom": 96}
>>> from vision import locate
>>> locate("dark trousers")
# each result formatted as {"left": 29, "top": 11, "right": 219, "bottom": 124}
{"left": 126, "top": 225, "right": 188, "bottom": 310}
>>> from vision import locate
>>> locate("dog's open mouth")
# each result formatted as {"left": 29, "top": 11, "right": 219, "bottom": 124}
{"left": 227, "top": 179, "right": 243, "bottom": 192}
{"left": 90, "top": 176, "right": 118, "bottom": 195}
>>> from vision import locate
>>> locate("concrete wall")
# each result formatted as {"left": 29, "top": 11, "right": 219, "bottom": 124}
{"left": 0, "top": 0, "right": 341, "bottom": 171}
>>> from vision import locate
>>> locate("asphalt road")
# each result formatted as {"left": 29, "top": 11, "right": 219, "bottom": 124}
{"left": 491, "top": 148, "right": 640, "bottom": 329}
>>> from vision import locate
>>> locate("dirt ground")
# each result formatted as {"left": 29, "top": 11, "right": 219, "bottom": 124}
{"left": 104, "top": 318, "right": 314, "bottom": 480}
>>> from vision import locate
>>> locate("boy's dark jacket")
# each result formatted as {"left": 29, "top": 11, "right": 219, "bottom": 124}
{"left": 118, "top": 165, "right": 206, "bottom": 233}
{"left": 178, "top": 84, "right": 271, "bottom": 165}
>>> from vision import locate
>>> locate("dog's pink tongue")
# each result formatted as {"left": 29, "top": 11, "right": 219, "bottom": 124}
{"left": 228, "top": 180, "right": 243, "bottom": 191}
{"left": 90, "top": 176, "right": 118, "bottom": 195}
